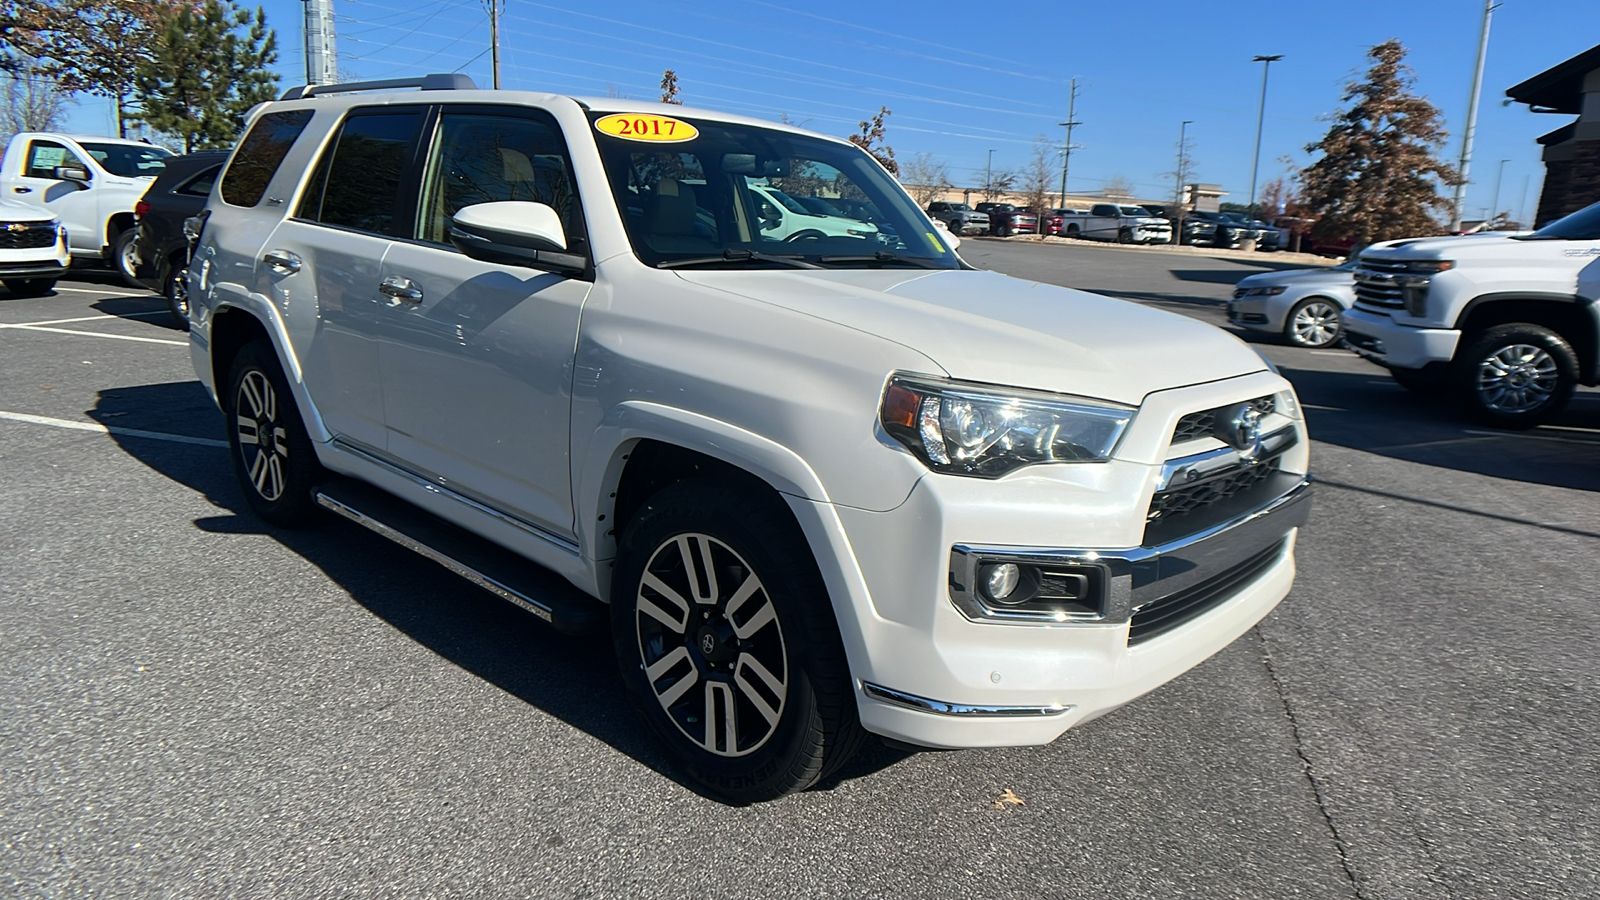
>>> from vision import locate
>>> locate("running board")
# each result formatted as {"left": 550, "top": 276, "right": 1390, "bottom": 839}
{"left": 314, "top": 479, "right": 607, "bottom": 636}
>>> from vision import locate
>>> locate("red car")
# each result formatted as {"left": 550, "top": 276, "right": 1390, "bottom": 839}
{"left": 975, "top": 202, "right": 1038, "bottom": 236}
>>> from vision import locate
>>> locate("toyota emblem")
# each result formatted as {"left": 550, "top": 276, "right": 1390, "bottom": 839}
{"left": 1215, "top": 403, "right": 1264, "bottom": 459}
{"left": 700, "top": 633, "right": 717, "bottom": 655}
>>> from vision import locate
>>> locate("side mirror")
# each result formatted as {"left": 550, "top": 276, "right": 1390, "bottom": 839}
{"left": 55, "top": 166, "right": 91, "bottom": 185}
{"left": 448, "top": 201, "right": 583, "bottom": 274}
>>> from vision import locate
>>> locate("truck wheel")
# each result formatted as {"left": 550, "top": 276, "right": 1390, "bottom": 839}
{"left": 1454, "top": 324, "right": 1577, "bottom": 429}
{"left": 113, "top": 228, "right": 142, "bottom": 289}
{"left": 1284, "top": 297, "right": 1343, "bottom": 348}
{"left": 165, "top": 258, "right": 190, "bottom": 331}
{"left": 612, "top": 479, "right": 864, "bottom": 802}
{"left": 1066, "top": 224, "right": 1079, "bottom": 237}
{"left": 225, "top": 339, "right": 321, "bottom": 526}
{"left": 1117, "top": 228, "right": 1132, "bottom": 244}
{"left": 3, "top": 278, "right": 57, "bottom": 297}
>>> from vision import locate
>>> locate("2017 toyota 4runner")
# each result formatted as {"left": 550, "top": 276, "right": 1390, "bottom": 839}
{"left": 188, "top": 75, "right": 1313, "bottom": 802}
{"left": 1344, "top": 202, "right": 1600, "bottom": 428}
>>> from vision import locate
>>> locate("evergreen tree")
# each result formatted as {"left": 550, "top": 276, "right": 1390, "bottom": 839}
{"left": 1298, "top": 40, "right": 1458, "bottom": 246}
{"left": 132, "top": 0, "right": 278, "bottom": 152}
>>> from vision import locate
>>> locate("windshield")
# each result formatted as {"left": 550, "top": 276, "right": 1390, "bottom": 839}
{"left": 80, "top": 142, "right": 171, "bottom": 178}
{"left": 1119, "top": 206, "right": 1148, "bottom": 217}
{"left": 591, "top": 114, "right": 960, "bottom": 269}
{"left": 1523, "top": 201, "right": 1600, "bottom": 240}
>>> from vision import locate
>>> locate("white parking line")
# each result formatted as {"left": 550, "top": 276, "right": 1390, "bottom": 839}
{"left": 0, "top": 410, "right": 226, "bottom": 447}
{"left": 1309, "top": 350, "right": 1351, "bottom": 356}
{"left": 0, "top": 324, "right": 187, "bottom": 346}
{"left": 51, "top": 286, "right": 148, "bottom": 297}
{"left": 0, "top": 311, "right": 168, "bottom": 328}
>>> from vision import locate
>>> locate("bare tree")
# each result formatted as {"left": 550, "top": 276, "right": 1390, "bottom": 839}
{"left": 978, "top": 168, "right": 1016, "bottom": 202}
{"left": 899, "top": 151, "right": 951, "bottom": 206}
{"left": 1020, "top": 137, "right": 1055, "bottom": 229}
{"left": 1102, "top": 175, "right": 1136, "bottom": 199}
{"left": 2, "top": 63, "right": 70, "bottom": 136}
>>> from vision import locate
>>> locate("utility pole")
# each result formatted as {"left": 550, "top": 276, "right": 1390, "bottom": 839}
{"left": 1517, "top": 174, "right": 1531, "bottom": 228}
{"left": 488, "top": 0, "right": 502, "bottom": 89}
{"left": 1488, "top": 158, "right": 1510, "bottom": 227}
{"left": 1059, "top": 78, "right": 1081, "bottom": 208}
{"left": 1247, "top": 54, "right": 1283, "bottom": 224}
{"left": 302, "top": 0, "right": 338, "bottom": 86}
{"left": 1175, "top": 120, "right": 1192, "bottom": 247}
{"left": 1451, "top": 0, "right": 1496, "bottom": 232}
{"left": 986, "top": 148, "right": 995, "bottom": 201}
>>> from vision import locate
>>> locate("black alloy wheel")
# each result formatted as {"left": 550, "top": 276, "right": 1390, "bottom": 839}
{"left": 165, "top": 259, "right": 190, "bottom": 331}
{"left": 225, "top": 340, "right": 321, "bottom": 525}
{"left": 612, "top": 479, "right": 863, "bottom": 802}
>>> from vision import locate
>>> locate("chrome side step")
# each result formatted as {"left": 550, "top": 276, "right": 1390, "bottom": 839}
{"left": 314, "top": 479, "right": 606, "bottom": 636}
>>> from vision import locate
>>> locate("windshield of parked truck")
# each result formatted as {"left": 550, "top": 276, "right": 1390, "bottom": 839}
{"left": 591, "top": 113, "right": 961, "bottom": 269}
{"left": 80, "top": 142, "right": 171, "bottom": 177}
{"left": 1521, "top": 201, "right": 1600, "bottom": 241}
{"left": 1119, "top": 206, "right": 1149, "bottom": 217}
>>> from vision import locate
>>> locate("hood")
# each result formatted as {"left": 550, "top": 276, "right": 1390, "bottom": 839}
{"left": 675, "top": 268, "right": 1266, "bottom": 406}
{"left": 0, "top": 197, "right": 57, "bottom": 222}
{"left": 1236, "top": 266, "right": 1352, "bottom": 288}
{"left": 1359, "top": 232, "right": 1518, "bottom": 258}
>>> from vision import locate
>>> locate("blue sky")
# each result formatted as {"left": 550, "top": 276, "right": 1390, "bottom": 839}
{"left": 64, "top": 0, "right": 1600, "bottom": 221}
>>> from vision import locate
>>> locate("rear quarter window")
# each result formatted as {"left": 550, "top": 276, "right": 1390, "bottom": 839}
{"left": 221, "top": 109, "right": 315, "bottom": 207}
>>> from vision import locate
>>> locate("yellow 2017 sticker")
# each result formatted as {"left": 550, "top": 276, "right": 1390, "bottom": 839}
{"left": 594, "top": 113, "right": 699, "bottom": 143}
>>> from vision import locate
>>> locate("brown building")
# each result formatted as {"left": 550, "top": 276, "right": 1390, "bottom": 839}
{"left": 1507, "top": 44, "right": 1600, "bottom": 226}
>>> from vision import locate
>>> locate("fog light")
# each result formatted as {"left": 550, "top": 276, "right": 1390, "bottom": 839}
{"left": 981, "top": 563, "right": 1020, "bottom": 602}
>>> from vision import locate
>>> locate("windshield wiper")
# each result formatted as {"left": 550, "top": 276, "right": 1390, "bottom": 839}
{"left": 816, "top": 250, "right": 942, "bottom": 268}
{"left": 659, "top": 249, "right": 822, "bottom": 269}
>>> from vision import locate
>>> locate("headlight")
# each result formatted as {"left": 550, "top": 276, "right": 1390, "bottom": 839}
{"left": 880, "top": 375, "right": 1132, "bottom": 477}
{"left": 1402, "top": 260, "right": 1453, "bottom": 273}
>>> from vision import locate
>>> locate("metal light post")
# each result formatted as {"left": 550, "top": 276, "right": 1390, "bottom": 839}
{"left": 1059, "top": 78, "right": 1081, "bottom": 207}
{"left": 1451, "top": 0, "right": 1496, "bottom": 232}
{"left": 1174, "top": 120, "right": 1192, "bottom": 247}
{"left": 986, "top": 148, "right": 995, "bottom": 200}
{"left": 1246, "top": 54, "right": 1283, "bottom": 224}
{"left": 1488, "top": 158, "right": 1510, "bottom": 227}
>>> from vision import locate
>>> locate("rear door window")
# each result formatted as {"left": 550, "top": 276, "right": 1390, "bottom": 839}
{"left": 297, "top": 107, "right": 426, "bottom": 237}
{"left": 220, "top": 109, "right": 314, "bottom": 207}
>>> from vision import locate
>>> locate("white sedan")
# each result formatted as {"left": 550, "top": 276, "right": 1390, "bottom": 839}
{"left": 1226, "top": 259, "right": 1357, "bottom": 348}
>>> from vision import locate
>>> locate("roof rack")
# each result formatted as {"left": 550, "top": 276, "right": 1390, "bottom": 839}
{"left": 280, "top": 73, "right": 477, "bottom": 102}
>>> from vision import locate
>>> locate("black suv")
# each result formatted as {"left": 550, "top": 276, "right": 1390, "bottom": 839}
{"left": 134, "top": 151, "right": 228, "bottom": 329}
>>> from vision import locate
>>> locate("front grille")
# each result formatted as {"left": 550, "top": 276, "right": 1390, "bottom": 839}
{"left": 1128, "top": 538, "right": 1286, "bottom": 644}
{"left": 1148, "top": 457, "right": 1280, "bottom": 522}
{"left": 1354, "top": 258, "right": 1410, "bottom": 309}
{"left": 0, "top": 224, "right": 57, "bottom": 250}
{"left": 1171, "top": 395, "right": 1275, "bottom": 445}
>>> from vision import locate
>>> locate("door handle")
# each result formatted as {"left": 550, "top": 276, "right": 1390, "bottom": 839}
{"left": 262, "top": 250, "right": 302, "bottom": 274}
{"left": 378, "top": 275, "right": 423, "bottom": 303}
{"left": 13, "top": 186, "right": 31, "bottom": 193}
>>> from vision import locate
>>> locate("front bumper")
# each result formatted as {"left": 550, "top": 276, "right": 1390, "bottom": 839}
{"left": 1343, "top": 307, "right": 1460, "bottom": 370}
{"left": 816, "top": 372, "right": 1311, "bottom": 749}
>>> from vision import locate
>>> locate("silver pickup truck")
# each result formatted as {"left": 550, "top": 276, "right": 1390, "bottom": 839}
{"left": 1060, "top": 203, "right": 1173, "bottom": 244}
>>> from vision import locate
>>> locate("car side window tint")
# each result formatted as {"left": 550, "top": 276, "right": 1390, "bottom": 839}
{"left": 176, "top": 166, "right": 222, "bottom": 197}
{"left": 299, "top": 109, "right": 424, "bottom": 237}
{"left": 25, "top": 141, "right": 86, "bottom": 179}
{"left": 221, "top": 109, "right": 314, "bottom": 207}
{"left": 416, "top": 109, "right": 582, "bottom": 246}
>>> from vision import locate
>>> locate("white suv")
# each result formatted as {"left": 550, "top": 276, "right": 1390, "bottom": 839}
{"left": 188, "top": 75, "right": 1312, "bottom": 801}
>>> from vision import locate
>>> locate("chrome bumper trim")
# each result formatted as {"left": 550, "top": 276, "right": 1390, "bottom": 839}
{"left": 1156, "top": 424, "right": 1297, "bottom": 491}
{"left": 949, "top": 477, "right": 1312, "bottom": 627}
{"left": 862, "top": 682, "right": 1073, "bottom": 717}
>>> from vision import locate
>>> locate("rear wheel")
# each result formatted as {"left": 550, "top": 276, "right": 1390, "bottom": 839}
{"left": 164, "top": 258, "right": 190, "bottom": 331}
{"left": 225, "top": 340, "right": 321, "bottom": 525}
{"left": 612, "top": 479, "right": 863, "bottom": 802}
{"left": 3, "top": 278, "right": 57, "bottom": 297}
{"left": 113, "top": 228, "right": 141, "bottom": 289}
{"left": 1284, "top": 297, "right": 1343, "bottom": 348}
{"left": 1454, "top": 324, "right": 1577, "bottom": 429}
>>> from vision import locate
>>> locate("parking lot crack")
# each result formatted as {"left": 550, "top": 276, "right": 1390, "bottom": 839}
{"left": 1256, "top": 626, "right": 1369, "bottom": 900}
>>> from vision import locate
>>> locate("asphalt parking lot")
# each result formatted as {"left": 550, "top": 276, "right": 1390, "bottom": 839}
{"left": 4, "top": 251, "right": 1598, "bottom": 899}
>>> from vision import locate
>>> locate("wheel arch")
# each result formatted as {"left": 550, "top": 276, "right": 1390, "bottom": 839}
{"left": 207, "top": 303, "right": 331, "bottom": 441}
{"left": 1455, "top": 294, "right": 1600, "bottom": 385}
{"left": 106, "top": 212, "right": 136, "bottom": 248}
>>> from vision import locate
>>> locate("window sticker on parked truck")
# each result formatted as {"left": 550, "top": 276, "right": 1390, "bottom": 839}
{"left": 594, "top": 114, "right": 699, "bottom": 143}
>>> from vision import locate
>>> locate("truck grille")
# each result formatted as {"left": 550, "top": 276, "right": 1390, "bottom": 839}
{"left": 1171, "top": 395, "right": 1275, "bottom": 445}
{"left": 1353, "top": 258, "right": 1409, "bottom": 309}
{"left": 1128, "top": 538, "right": 1286, "bottom": 644}
{"left": 0, "top": 223, "right": 57, "bottom": 250}
{"left": 1148, "top": 457, "right": 1280, "bottom": 522}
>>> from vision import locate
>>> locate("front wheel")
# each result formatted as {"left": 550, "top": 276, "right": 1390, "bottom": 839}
{"left": 1117, "top": 228, "right": 1132, "bottom": 244}
{"left": 612, "top": 479, "right": 863, "bottom": 802}
{"left": 3, "top": 278, "right": 57, "bottom": 297}
{"left": 1284, "top": 297, "right": 1343, "bottom": 348}
{"left": 225, "top": 340, "right": 321, "bottom": 525}
{"left": 113, "top": 228, "right": 142, "bottom": 289}
{"left": 1454, "top": 324, "right": 1578, "bottom": 429}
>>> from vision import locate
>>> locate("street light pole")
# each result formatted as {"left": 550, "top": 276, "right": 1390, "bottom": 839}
{"left": 1246, "top": 54, "right": 1283, "bottom": 224}
{"left": 1451, "top": 0, "right": 1496, "bottom": 232}
{"left": 1059, "top": 77, "right": 1081, "bottom": 207}
{"left": 1175, "top": 120, "right": 1192, "bottom": 247}
{"left": 986, "top": 148, "right": 995, "bottom": 201}
{"left": 1488, "top": 158, "right": 1510, "bottom": 227}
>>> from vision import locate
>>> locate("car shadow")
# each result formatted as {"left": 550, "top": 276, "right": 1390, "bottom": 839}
{"left": 85, "top": 381, "right": 912, "bottom": 803}
{"left": 90, "top": 294, "right": 176, "bottom": 326}
{"left": 1278, "top": 361, "right": 1600, "bottom": 494}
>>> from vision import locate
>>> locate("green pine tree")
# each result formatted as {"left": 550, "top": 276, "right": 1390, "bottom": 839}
{"left": 132, "top": 0, "right": 279, "bottom": 152}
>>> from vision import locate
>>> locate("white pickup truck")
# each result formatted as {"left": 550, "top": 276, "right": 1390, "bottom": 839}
{"left": 0, "top": 132, "right": 173, "bottom": 285}
{"left": 189, "top": 75, "right": 1312, "bottom": 802}
{"left": 1059, "top": 202, "right": 1172, "bottom": 244}
{"left": 1343, "top": 202, "right": 1600, "bottom": 428}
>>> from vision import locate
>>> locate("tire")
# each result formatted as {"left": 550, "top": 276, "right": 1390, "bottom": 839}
{"left": 113, "top": 228, "right": 142, "bottom": 289}
{"left": 1066, "top": 224, "right": 1079, "bottom": 237}
{"left": 1117, "top": 228, "right": 1132, "bottom": 244}
{"left": 224, "top": 339, "right": 321, "bottom": 526}
{"left": 1284, "top": 297, "right": 1343, "bottom": 348}
{"left": 612, "top": 479, "right": 864, "bottom": 802}
{"left": 164, "top": 259, "right": 190, "bottom": 331}
{"left": 1453, "top": 324, "right": 1578, "bottom": 429}
{"left": 3, "top": 278, "right": 57, "bottom": 297}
